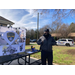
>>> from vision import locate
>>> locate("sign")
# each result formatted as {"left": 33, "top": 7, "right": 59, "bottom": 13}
{"left": 2, "top": 31, "right": 19, "bottom": 45}
{"left": 7, "top": 32, "right": 15, "bottom": 41}
{"left": 0, "top": 27, "right": 26, "bottom": 56}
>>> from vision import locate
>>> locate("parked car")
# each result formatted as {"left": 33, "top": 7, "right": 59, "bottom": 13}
{"left": 30, "top": 39, "right": 33, "bottom": 42}
{"left": 30, "top": 39, "right": 37, "bottom": 42}
{"left": 56, "top": 39, "right": 74, "bottom": 46}
{"left": 32, "top": 39, "right": 37, "bottom": 42}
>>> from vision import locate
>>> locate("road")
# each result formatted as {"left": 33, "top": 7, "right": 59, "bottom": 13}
{"left": 30, "top": 42, "right": 37, "bottom": 44}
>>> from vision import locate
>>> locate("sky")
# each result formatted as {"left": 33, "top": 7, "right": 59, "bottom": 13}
{"left": 0, "top": 9, "right": 75, "bottom": 30}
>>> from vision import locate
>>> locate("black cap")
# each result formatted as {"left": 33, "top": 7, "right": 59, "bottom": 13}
{"left": 44, "top": 29, "right": 49, "bottom": 32}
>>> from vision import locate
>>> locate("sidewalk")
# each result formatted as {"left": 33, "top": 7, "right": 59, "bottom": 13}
{"left": 4, "top": 57, "right": 58, "bottom": 65}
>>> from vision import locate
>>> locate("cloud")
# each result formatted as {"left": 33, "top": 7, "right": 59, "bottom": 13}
{"left": 25, "top": 9, "right": 34, "bottom": 15}
{"left": 13, "top": 9, "right": 37, "bottom": 29}
{"left": 13, "top": 20, "right": 37, "bottom": 30}
{"left": 0, "top": 9, "right": 25, "bottom": 23}
{"left": 18, "top": 9, "right": 37, "bottom": 23}
{"left": 0, "top": 9, "right": 50, "bottom": 30}
{"left": 0, "top": 9, "right": 38, "bottom": 29}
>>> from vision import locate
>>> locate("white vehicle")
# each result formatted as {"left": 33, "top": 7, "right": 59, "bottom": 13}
{"left": 56, "top": 39, "right": 74, "bottom": 46}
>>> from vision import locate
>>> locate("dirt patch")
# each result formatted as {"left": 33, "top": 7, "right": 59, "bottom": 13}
{"left": 66, "top": 49, "right": 75, "bottom": 55}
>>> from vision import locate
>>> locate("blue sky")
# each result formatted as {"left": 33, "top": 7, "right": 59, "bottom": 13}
{"left": 0, "top": 9, "right": 75, "bottom": 30}
{"left": 62, "top": 16, "right": 75, "bottom": 24}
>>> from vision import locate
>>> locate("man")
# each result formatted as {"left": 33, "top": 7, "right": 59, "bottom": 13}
{"left": 37, "top": 29, "right": 56, "bottom": 65}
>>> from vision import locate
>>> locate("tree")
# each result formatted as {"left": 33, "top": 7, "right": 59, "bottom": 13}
{"left": 68, "top": 22, "right": 75, "bottom": 32}
{"left": 34, "top": 9, "right": 75, "bottom": 21}
{"left": 34, "top": 29, "right": 37, "bottom": 39}
{"left": 26, "top": 29, "right": 38, "bottom": 39}
{"left": 58, "top": 24, "right": 70, "bottom": 38}
{"left": 39, "top": 24, "right": 56, "bottom": 37}
{"left": 26, "top": 30, "right": 31, "bottom": 38}
{"left": 39, "top": 20, "right": 62, "bottom": 36}
{"left": 50, "top": 21, "right": 62, "bottom": 33}
{"left": 30, "top": 29, "right": 35, "bottom": 39}
{"left": 34, "top": 9, "right": 74, "bottom": 34}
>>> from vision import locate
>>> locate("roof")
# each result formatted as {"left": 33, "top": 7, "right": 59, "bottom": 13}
{"left": 0, "top": 16, "right": 14, "bottom": 25}
{"left": 51, "top": 33, "right": 61, "bottom": 37}
{"left": 51, "top": 33, "right": 75, "bottom": 37}
{"left": 68, "top": 33, "right": 75, "bottom": 37}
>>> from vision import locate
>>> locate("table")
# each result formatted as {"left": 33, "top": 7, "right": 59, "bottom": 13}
{"left": 0, "top": 49, "right": 41, "bottom": 65}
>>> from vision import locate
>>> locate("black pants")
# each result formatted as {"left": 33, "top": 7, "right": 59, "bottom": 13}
{"left": 41, "top": 50, "right": 53, "bottom": 65}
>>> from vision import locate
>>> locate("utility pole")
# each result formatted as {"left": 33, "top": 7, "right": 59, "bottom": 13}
{"left": 37, "top": 13, "right": 39, "bottom": 41}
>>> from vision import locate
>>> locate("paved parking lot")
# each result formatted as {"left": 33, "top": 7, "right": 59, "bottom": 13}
{"left": 3, "top": 57, "right": 57, "bottom": 65}
{"left": 3, "top": 57, "right": 38, "bottom": 65}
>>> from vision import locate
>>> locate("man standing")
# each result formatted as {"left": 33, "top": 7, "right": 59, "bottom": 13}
{"left": 37, "top": 29, "right": 56, "bottom": 65}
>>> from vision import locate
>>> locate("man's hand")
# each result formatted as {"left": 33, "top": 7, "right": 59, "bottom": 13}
{"left": 37, "top": 36, "right": 45, "bottom": 45}
{"left": 41, "top": 40, "right": 44, "bottom": 42}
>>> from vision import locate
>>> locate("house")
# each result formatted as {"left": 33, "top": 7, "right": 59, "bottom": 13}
{"left": 68, "top": 33, "right": 75, "bottom": 41}
{"left": 0, "top": 16, "right": 14, "bottom": 26}
{"left": 51, "top": 33, "right": 75, "bottom": 41}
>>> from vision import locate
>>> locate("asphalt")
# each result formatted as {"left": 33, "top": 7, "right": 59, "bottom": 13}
{"left": 3, "top": 57, "right": 58, "bottom": 65}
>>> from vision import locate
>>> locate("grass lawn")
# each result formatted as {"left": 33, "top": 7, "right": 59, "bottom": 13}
{"left": 25, "top": 44, "right": 75, "bottom": 65}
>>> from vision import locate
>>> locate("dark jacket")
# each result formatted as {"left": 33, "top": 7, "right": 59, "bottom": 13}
{"left": 37, "top": 34, "right": 56, "bottom": 52}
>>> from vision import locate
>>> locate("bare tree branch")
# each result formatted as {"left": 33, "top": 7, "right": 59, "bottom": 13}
{"left": 33, "top": 9, "right": 75, "bottom": 20}
{"left": 58, "top": 24, "right": 70, "bottom": 38}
